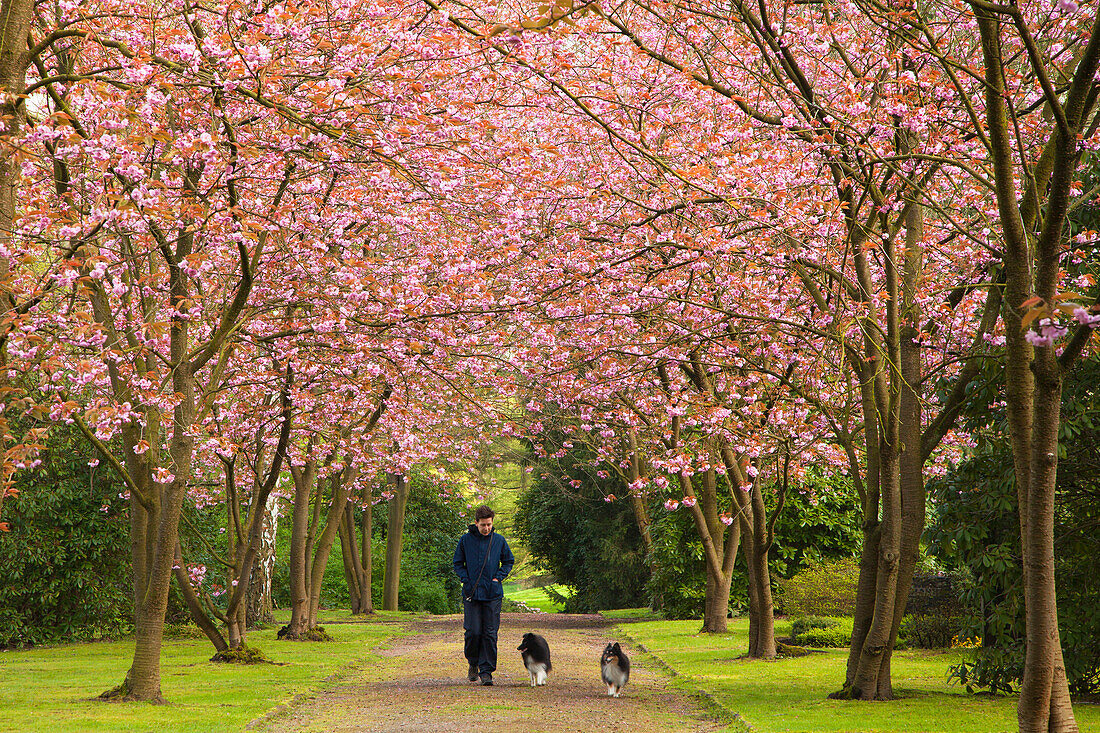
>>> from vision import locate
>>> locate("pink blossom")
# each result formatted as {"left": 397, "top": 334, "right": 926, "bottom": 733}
{"left": 664, "top": 499, "right": 680, "bottom": 511}
{"left": 188, "top": 565, "right": 206, "bottom": 587}
{"left": 1072, "top": 307, "right": 1100, "bottom": 327}
{"left": 1026, "top": 318, "right": 1068, "bottom": 347}
{"left": 682, "top": 496, "right": 697, "bottom": 507}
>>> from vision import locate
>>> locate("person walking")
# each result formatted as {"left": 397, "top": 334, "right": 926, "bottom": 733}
{"left": 453, "top": 505, "right": 514, "bottom": 686}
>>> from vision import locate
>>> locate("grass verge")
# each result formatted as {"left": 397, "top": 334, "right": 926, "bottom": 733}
{"left": 0, "top": 610, "right": 416, "bottom": 733}
{"left": 617, "top": 616, "right": 1100, "bottom": 733}
{"left": 504, "top": 584, "right": 567, "bottom": 613}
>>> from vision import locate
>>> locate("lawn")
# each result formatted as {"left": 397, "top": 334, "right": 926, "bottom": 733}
{"left": 0, "top": 611, "right": 414, "bottom": 733}
{"left": 504, "top": 583, "right": 567, "bottom": 613}
{"left": 618, "top": 616, "right": 1100, "bottom": 733}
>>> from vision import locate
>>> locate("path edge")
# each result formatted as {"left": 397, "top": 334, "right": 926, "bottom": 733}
{"left": 243, "top": 625, "right": 411, "bottom": 731}
{"left": 615, "top": 626, "right": 755, "bottom": 733}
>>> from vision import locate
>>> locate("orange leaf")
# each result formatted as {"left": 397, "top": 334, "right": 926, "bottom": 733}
{"left": 1020, "top": 307, "right": 1046, "bottom": 329}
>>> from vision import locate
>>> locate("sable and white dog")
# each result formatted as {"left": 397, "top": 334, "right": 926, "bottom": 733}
{"left": 517, "top": 632, "right": 552, "bottom": 686}
{"left": 600, "top": 641, "right": 630, "bottom": 697}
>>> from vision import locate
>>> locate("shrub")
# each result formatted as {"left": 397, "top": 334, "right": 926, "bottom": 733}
{"left": 515, "top": 437, "right": 651, "bottom": 614}
{"left": 899, "top": 614, "right": 963, "bottom": 649}
{"left": 777, "top": 559, "right": 860, "bottom": 617}
{"left": 947, "top": 643, "right": 1024, "bottom": 695}
{"left": 766, "top": 469, "right": 863, "bottom": 584}
{"left": 646, "top": 504, "right": 710, "bottom": 619}
{"left": 0, "top": 424, "right": 132, "bottom": 647}
{"left": 790, "top": 615, "right": 841, "bottom": 637}
{"left": 794, "top": 627, "right": 851, "bottom": 648}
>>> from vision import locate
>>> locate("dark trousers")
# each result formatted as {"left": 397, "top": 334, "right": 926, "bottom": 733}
{"left": 463, "top": 597, "right": 502, "bottom": 674}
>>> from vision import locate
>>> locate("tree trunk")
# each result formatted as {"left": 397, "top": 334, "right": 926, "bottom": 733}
{"left": 287, "top": 460, "right": 316, "bottom": 636}
{"left": 625, "top": 429, "right": 656, "bottom": 568}
{"left": 880, "top": 188, "right": 928, "bottom": 700}
{"left": 339, "top": 504, "right": 362, "bottom": 614}
{"left": 383, "top": 473, "right": 409, "bottom": 612}
{"left": 113, "top": 216, "right": 199, "bottom": 699}
{"left": 360, "top": 498, "right": 374, "bottom": 614}
{"left": 975, "top": 7, "right": 1097, "bottom": 729}
{"left": 247, "top": 494, "right": 280, "bottom": 628}
{"left": 0, "top": 0, "right": 32, "bottom": 346}
{"left": 746, "top": 483, "right": 776, "bottom": 659}
{"left": 307, "top": 467, "right": 358, "bottom": 623}
{"left": 340, "top": 498, "right": 374, "bottom": 615}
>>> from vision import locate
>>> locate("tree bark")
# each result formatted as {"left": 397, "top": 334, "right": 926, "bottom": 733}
{"left": 339, "top": 504, "right": 362, "bottom": 614}
{"left": 382, "top": 473, "right": 409, "bottom": 612}
{"left": 746, "top": 482, "right": 776, "bottom": 658}
{"left": 360, "top": 498, "right": 374, "bottom": 614}
{"left": 287, "top": 459, "right": 317, "bottom": 636}
{"left": 974, "top": 6, "right": 1099, "bottom": 729}
{"left": 307, "top": 466, "right": 359, "bottom": 623}
{"left": 625, "top": 429, "right": 656, "bottom": 567}
{"left": 0, "top": 0, "right": 32, "bottom": 333}
{"left": 247, "top": 493, "right": 280, "bottom": 628}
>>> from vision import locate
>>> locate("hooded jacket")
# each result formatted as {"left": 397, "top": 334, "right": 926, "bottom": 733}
{"left": 453, "top": 525, "right": 515, "bottom": 602}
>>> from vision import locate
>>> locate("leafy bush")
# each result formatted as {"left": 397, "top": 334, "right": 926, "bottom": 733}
{"left": 776, "top": 559, "right": 860, "bottom": 617}
{"left": 646, "top": 501, "right": 710, "bottom": 619}
{"left": 0, "top": 424, "right": 132, "bottom": 647}
{"left": 947, "top": 643, "right": 1024, "bottom": 695}
{"left": 765, "top": 470, "right": 863, "bottom": 583}
{"left": 899, "top": 614, "right": 963, "bottom": 649}
{"left": 789, "top": 615, "right": 851, "bottom": 647}
{"left": 795, "top": 627, "right": 851, "bottom": 648}
{"left": 790, "top": 615, "right": 840, "bottom": 637}
{"left": 515, "top": 436, "right": 651, "bottom": 614}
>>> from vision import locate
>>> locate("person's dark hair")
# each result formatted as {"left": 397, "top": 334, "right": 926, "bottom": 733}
{"left": 474, "top": 505, "right": 495, "bottom": 521}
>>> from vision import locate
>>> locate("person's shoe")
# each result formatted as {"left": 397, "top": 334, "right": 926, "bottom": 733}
{"left": 480, "top": 673, "right": 493, "bottom": 686}
{"left": 468, "top": 664, "right": 479, "bottom": 682}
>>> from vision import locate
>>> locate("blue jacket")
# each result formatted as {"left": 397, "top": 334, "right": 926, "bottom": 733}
{"left": 454, "top": 525, "right": 514, "bottom": 602}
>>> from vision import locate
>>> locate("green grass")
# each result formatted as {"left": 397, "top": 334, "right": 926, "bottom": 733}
{"left": 0, "top": 610, "right": 415, "bottom": 733}
{"left": 619, "top": 616, "right": 1100, "bottom": 733}
{"left": 599, "top": 607, "right": 663, "bottom": 621}
{"left": 505, "top": 584, "right": 567, "bottom": 613}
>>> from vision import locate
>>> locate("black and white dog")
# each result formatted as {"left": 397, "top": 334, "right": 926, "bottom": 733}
{"left": 517, "top": 632, "right": 552, "bottom": 686}
{"left": 600, "top": 641, "right": 630, "bottom": 697}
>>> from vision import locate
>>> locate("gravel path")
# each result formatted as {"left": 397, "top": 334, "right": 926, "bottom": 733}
{"left": 254, "top": 612, "right": 726, "bottom": 732}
